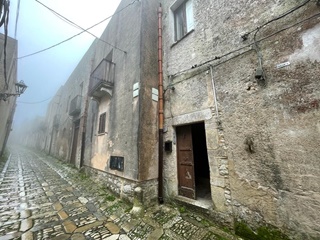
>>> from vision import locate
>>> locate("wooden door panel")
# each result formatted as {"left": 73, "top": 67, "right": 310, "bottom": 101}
{"left": 179, "top": 187, "right": 195, "bottom": 199}
{"left": 178, "top": 165, "right": 195, "bottom": 188}
{"left": 178, "top": 150, "right": 193, "bottom": 164}
{"left": 177, "top": 125, "right": 196, "bottom": 199}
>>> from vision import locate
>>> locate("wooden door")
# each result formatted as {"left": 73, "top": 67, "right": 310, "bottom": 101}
{"left": 177, "top": 125, "right": 196, "bottom": 199}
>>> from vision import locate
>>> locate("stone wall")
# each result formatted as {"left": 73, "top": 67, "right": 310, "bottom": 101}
{"left": 162, "top": 0, "right": 320, "bottom": 238}
{"left": 84, "top": 166, "right": 158, "bottom": 206}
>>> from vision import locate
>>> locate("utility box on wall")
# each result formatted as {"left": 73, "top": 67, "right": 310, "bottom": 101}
{"left": 165, "top": 141, "right": 172, "bottom": 152}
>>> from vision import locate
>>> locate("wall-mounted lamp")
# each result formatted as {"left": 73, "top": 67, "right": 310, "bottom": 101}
{"left": 0, "top": 80, "right": 28, "bottom": 101}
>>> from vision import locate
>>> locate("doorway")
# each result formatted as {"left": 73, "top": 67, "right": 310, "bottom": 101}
{"left": 70, "top": 120, "right": 80, "bottom": 165}
{"left": 176, "top": 122, "right": 211, "bottom": 200}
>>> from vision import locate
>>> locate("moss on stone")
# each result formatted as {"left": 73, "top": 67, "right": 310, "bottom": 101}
{"left": 235, "top": 221, "right": 290, "bottom": 240}
{"left": 200, "top": 218, "right": 211, "bottom": 227}
{"left": 178, "top": 206, "right": 187, "bottom": 213}
{"left": 105, "top": 194, "right": 116, "bottom": 202}
{"left": 257, "top": 226, "right": 290, "bottom": 240}
{"left": 214, "top": 234, "right": 229, "bottom": 240}
{"left": 235, "top": 221, "right": 258, "bottom": 240}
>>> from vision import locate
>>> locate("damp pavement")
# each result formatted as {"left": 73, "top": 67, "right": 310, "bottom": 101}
{"left": 0, "top": 148, "right": 241, "bottom": 240}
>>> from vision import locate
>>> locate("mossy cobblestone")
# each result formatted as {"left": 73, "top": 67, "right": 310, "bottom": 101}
{"left": 0, "top": 148, "right": 249, "bottom": 239}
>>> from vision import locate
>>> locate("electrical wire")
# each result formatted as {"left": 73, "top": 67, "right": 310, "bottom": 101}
{"left": 18, "top": 0, "right": 139, "bottom": 59}
{"left": 170, "top": 11, "right": 320, "bottom": 81}
{"left": 256, "top": 0, "right": 311, "bottom": 35}
{"left": 176, "top": 1, "right": 313, "bottom": 79}
{"left": 1, "top": 0, "right": 9, "bottom": 89}
{"left": 17, "top": 96, "right": 53, "bottom": 104}
{"left": 242, "top": 0, "right": 312, "bottom": 40}
{"left": 35, "top": 0, "right": 126, "bottom": 53}
{"left": 251, "top": 0, "right": 312, "bottom": 82}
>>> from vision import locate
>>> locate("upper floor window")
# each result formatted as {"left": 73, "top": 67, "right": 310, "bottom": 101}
{"left": 98, "top": 112, "right": 106, "bottom": 134}
{"left": 174, "top": 0, "right": 194, "bottom": 41}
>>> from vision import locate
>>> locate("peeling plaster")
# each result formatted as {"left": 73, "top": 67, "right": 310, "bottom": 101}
{"left": 290, "top": 24, "right": 320, "bottom": 62}
{"left": 91, "top": 154, "right": 107, "bottom": 171}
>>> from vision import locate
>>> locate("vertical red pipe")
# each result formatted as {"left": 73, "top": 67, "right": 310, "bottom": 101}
{"left": 158, "top": 4, "right": 164, "bottom": 204}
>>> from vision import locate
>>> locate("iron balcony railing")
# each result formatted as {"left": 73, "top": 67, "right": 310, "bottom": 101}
{"left": 89, "top": 59, "right": 115, "bottom": 99}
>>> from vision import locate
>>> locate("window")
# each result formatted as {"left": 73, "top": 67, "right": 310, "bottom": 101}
{"left": 98, "top": 112, "right": 106, "bottom": 134}
{"left": 110, "top": 156, "right": 124, "bottom": 171}
{"left": 174, "top": 0, "right": 194, "bottom": 41}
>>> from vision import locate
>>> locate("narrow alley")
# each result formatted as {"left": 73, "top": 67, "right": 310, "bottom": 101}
{"left": 0, "top": 148, "right": 238, "bottom": 240}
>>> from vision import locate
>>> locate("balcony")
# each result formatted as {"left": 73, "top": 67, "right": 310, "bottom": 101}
{"left": 69, "top": 95, "right": 82, "bottom": 116}
{"left": 89, "top": 59, "right": 115, "bottom": 99}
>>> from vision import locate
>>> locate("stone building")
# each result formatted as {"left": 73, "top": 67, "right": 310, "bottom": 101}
{"left": 40, "top": 0, "right": 160, "bottom": 205}
{"left": 0, "top": 34, "right": 18, "bottom": 156}
{"left": 161, "top": 0, "right": 320, "bottom": 239}
{"left": 31, "top": 0, "right": 320, "bottom": 238}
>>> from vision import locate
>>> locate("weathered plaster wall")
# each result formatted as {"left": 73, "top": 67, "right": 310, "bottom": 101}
{"left": 84, "top": 0, "right": 159, "bottom": 187}
{"left": 84, "top": 0, "right": 143, "bottom": 181}
{"left": 66, "top": 0, "right": 158, "bottom": 203}
{"left": 43, "top": 44, "right": 96, "bottom": 164}
{"left": 162, "top": 0, "right": 320, "bottom": 238}
{"left": 90, "top": 96, "right": 110, "bottom": 171}
{"left": 22, "top": 0, "right": 159, "bottom": 204}
{"left": 137, "top": 0, "right": 160, "bottom": 182}
{"left": 0, "top": 35, "right": 17, "bottom": 156}
{"left": 220, "top": 31, "right": 320, "bottom": 238}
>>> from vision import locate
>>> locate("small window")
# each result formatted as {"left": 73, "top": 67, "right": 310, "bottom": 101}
{"left": 98, "top": 112, "right": 106, "bottom": 134}
{"left": 110, "top": 156, "right": 124, "bottom": 171}
{"left": 174, "top": 0, "right": 194, "bottom": 41}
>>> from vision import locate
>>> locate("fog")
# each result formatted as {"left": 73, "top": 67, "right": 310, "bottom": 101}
{"left": 2, "top": 0, "right": 121, "bottom": 128}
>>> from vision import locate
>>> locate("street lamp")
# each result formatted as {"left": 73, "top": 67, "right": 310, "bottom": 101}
{"left": 0, "top": 80, "right": 28, "bottom": 101}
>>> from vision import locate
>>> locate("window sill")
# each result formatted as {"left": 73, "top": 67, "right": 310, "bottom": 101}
{"left": 171, "top": 29, "right": 194, "bottom": 48}
{"left": 97, "top": 132, "right": 107, "bottom": 136}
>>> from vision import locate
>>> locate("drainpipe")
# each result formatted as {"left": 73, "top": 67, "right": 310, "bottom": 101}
{"left": 158, "top": 4, "right": 164, "bottom": 204}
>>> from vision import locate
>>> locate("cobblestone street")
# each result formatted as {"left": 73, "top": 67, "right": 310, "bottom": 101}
{"left": 0, "top": 148, "right": 239, "bottom": 240}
